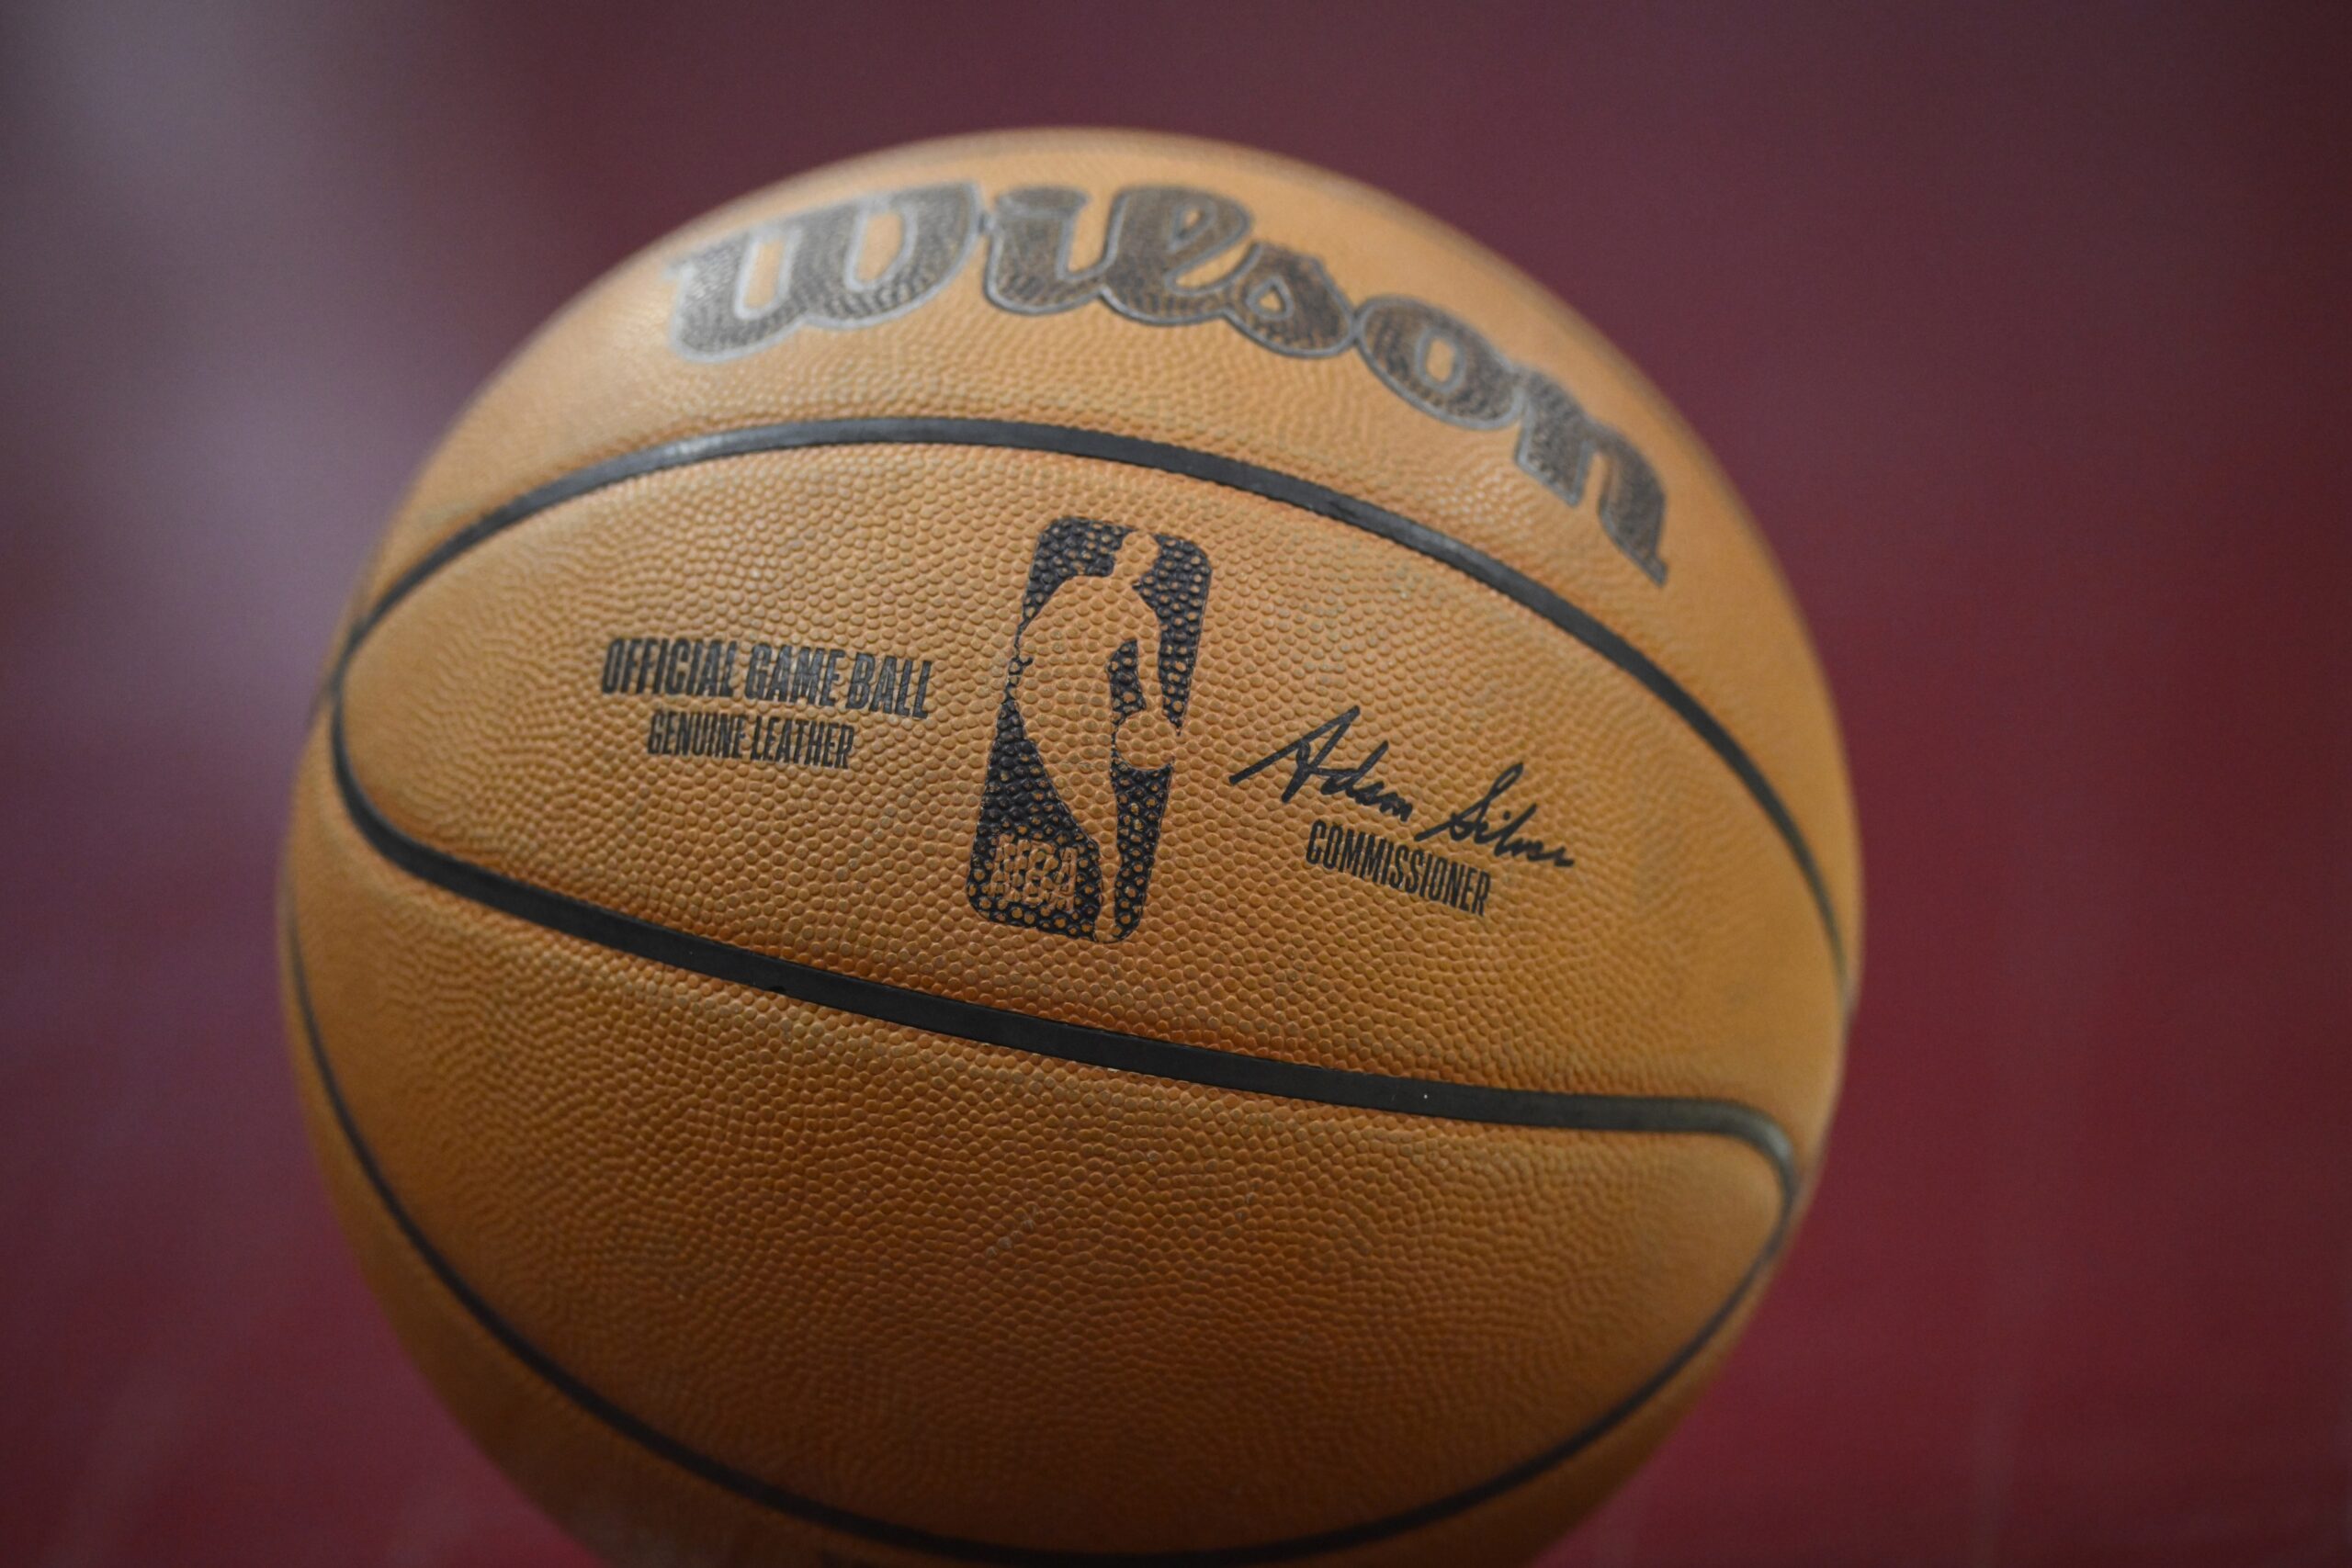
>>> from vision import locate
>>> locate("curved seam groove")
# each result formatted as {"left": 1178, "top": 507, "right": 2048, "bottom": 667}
{"left": 331, "top": 416, "right": 1847, "bottom": 993}
{"left": 329, "top": 709, "right": 1795, "bottom": 1194}
{"left": 287, "top": 878, "right": 1790, "bottom": 1564}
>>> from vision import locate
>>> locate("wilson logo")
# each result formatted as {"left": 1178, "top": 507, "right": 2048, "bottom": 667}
{"left": 667, "top": 182, "right": 1668, "bottom": 583}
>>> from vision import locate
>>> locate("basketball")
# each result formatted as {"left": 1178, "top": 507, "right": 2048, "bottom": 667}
{"left": 282, "top": 127, "right": 1858, "bottom": 1568}
{"left": 1112, "top": 707, "right": 1178, "bottom": 772}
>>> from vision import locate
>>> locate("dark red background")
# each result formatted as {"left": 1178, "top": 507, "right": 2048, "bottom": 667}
{"left": 4, "top": 4, "right": 2347, "bottom": 1564}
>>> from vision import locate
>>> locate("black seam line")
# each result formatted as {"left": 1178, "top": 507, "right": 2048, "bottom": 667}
{"left": 319, "top": 715, "right": 1797, "bottom": 1563}
{"left": 334, "top": 416, "right": 1847, "bottom": 995}
{"left": 331, "top": 710, "right": 1796, "bottom": 1196}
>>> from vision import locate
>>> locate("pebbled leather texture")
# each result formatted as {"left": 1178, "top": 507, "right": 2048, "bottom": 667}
{"left": 284, "top": 129, "right": 1860, "bottom": 1567}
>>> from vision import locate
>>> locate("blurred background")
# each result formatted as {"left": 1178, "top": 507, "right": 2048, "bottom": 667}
{"left": 2, "top": 3, "right": 2346, "bottom": 1564}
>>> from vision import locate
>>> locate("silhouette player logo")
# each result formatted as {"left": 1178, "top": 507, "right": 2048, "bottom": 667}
{"left": 969, "top": 518, "right": 1212, "bottom": 942}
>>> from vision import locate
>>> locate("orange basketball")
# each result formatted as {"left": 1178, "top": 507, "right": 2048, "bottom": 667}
{"left": 283, "top": 130, "right": 1859, "bottom": 1567}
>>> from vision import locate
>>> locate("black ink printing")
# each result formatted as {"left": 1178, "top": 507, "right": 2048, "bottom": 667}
{"left": 1226, "top": 707, "right": 1416, "bottom": 822}
{"left": 1413, "top": 763, "right": 1575, "bottom": 868}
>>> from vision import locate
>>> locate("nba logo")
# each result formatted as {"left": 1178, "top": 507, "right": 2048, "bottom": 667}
{"left": 968, "top": 518, "right": 1212, "bottom": 942}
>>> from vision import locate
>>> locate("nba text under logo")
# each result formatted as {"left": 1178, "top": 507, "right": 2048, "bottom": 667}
{"left": 968, "top": 519, "right": 1211, "bottom": 942}
{"left": 666, "top": 182, "right": 1668, "bottom": 583}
